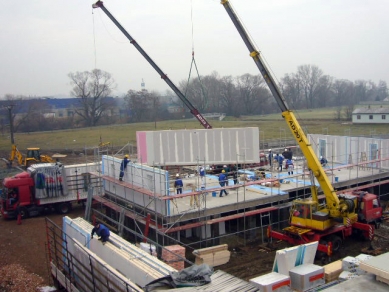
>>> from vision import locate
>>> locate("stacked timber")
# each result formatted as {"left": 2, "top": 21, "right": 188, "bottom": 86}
{"left": 324, "top": 260, "right": 342, "bottom": 283}
{"left": 161, "top": 245, "right": 186, "bottom": 271}
{"left": 193, "top": 244, "right": 231, "bottom": 267}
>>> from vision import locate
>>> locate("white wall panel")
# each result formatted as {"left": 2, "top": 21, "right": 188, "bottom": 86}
{"left": 137, "top": 127, "right": 260, "bottom": 166}
{"left": 309, "top": 134, "right": 389, "bottom": 169}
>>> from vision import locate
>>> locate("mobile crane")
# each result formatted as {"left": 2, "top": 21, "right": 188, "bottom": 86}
{"left": 221, "top": 0, "right": 382, "bottom": 255}
{"left": 92, "top": 1, "right": 212, "bottom": 129}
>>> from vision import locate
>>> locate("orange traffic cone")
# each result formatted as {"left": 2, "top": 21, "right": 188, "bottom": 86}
{"left": 17, "top": 214, "right": 22, "bottom": 225}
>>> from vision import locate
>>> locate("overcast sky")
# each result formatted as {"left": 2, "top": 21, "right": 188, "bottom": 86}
{"left": 0, "top": 0, "right": 388, "bottom": 98}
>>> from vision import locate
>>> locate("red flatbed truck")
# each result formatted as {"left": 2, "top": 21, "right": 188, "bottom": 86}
{"left": 1, "top": 162, "right": 101, "bottom": 219}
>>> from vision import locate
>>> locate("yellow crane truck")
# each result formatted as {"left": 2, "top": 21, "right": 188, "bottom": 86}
{"left": 221, "top": 0, "right": 383, "bottom": 256}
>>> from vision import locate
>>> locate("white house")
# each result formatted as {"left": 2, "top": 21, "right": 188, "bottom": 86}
{"left": 352, "top": 107, "right": 389, "bottom": 124}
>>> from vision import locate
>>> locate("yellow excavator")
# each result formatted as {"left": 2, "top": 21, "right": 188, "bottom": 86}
{"left": 7, "top": 144, "right": 55, "bottom": 168}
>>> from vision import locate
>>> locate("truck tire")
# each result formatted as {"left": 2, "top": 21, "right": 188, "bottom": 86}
{"left": 19, "top": 207, "right": 29, "bottom": 219}
{"left": 56, "top": 202, "right": 71, "bottom": 214}
{"left": 329, "top": 235, "right": 342, "bottom": 253}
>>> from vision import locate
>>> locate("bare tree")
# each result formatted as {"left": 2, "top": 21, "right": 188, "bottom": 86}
{"left": 280, "top": 73, "right": 303, "bottom": 108}
{"left": 236, "top": 74, "right": 270, "bottom": 115}
{"left": 68, "top": 69, "right": 116, "bottom": 127}
{"left": 332, "top": 79, "right": 355, "bottom": 106}
{"left": 124, "top": 89, "right": 161, "bottom": 123}
{"left": 219, "top": 76, "right": 241, "bottom": 117}
{"left": 297, "top": 64, "right": 324, "bottom": 109}
{"left": 343, "top": 105, "right": 354, "bottom": 121}
{"left": 1, "top": 95, "right": 51, "bottom": 133}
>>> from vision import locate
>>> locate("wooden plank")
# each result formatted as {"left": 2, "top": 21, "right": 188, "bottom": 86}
{"left": 193, "top": 244, "right": 228, "bottom": 256}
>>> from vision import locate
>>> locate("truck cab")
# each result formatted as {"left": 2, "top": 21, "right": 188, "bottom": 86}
{"left": 0, "top": 171, "right": 34, "bottom": 218}
{"left": 352, "top": 191, "right": 382, "bottom": 225}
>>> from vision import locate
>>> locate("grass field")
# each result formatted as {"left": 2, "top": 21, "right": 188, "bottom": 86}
{"left": 0, "top": 107, "right": 387, "bottom": 152}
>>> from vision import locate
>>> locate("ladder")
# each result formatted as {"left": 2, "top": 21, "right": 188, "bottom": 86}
{"left": 348, "top": 154, "right": 353, "bottom": 169}
{"left": 359, "top": 152, "right": 368, "bottom": 170}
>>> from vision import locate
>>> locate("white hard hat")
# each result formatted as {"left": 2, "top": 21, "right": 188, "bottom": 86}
{"left": 176, "top": 173, "right": 179, "bottom": 177}
{"left": 269, "top": 149, "right": 272, "bottom": 152}
{"left": 285, "top": 148, "right": 288, "bottom": 151}
{"left": 320, "top": 156, "right": 323, "bottom": 159}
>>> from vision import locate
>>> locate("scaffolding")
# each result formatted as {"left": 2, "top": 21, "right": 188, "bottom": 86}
{"left": 86, "top": 143, "right": 389, "bottom": 259}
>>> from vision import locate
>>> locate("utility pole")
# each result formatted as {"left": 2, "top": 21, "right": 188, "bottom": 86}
{"left": 1, "top": 104, "right": 15, "bottom": 144}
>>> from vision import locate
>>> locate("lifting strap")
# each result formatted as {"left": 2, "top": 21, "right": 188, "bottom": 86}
{"left": 184, "top": 0, "right": 208, "bottom": 110}
{"left": 185, "top": 52, "right": 208, "bottom": 109}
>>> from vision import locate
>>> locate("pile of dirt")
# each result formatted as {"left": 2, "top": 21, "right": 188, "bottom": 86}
{"left": 0, "top": 264, "right": 44, "bottom": 292}
{"left": 0, "top": 204, "right": 85, "bottom": 291}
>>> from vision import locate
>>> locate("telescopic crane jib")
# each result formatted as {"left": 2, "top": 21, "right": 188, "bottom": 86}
{"left": 92, "top": 1, "right": 212, "bottom": 129}
{"left": 221, "top": 0, "right": 382, "bottom": 256}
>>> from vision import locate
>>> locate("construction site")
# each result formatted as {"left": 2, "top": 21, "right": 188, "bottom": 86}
{"left": 35, "top": 127, "right": 389, "bottom": 291}
{"left": 1, "top": 1, "right": 389, "bottom": 291}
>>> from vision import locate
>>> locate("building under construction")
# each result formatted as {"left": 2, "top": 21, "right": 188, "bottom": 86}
{"left": 87, "top": 128, "right": 389, "bottom": 257}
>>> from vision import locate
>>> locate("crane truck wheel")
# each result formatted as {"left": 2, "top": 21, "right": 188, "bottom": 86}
{"left": 56, "top": 202, "right": 72, "bottom": 214}
{"left": 329, "top": 235, "right": 342, "bottom": 253}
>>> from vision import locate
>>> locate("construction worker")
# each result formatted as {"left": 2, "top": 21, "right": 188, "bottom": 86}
{"left": 174, "top": 174, "right": 183, "bottom": 194}
{"left": 199, "top": 166, "right": 206, "bottom": 185}
{"left": 119, "top": 154, "right": 130, "bottom": 181}
{"left": 286, "top": 159, "right": 294, "bottom": 175}
{"left": 91, "top": 222, "right": 110, "bottom": 244}
{"left": 218, "top": 170, "right": 228, "bottom": 197}
{"left": 320, "top": 156, "right": 328, "bottom": 167}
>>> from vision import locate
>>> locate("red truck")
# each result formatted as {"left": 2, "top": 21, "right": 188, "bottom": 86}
{"left": 1, "top": 162, "right": 101, "bottom": 219}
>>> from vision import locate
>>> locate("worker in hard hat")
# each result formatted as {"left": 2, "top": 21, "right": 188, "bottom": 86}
{"left": 119, "top": 154, "right": 130, "bottom": 181}
{"left": 174, "top": 173, "right": 183, "bottom": 194}
{"left": 320, "top": 156, "right": 328, "bottom": 167}
{"left": 218, "top": 170, "right": 228, "bottom": 197}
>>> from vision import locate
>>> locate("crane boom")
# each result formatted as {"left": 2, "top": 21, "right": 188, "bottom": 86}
{"left": 92, "top": 1, "right": 212, "bottom": 129}
{"left": 221, "top": 0, "right": 343, "bottom": 217}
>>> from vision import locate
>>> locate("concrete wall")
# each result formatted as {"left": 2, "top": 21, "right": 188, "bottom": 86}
{"left": 136, "top": 127, "right": 260, "bottom": 166}
{"left": 309, "top": 134, "right": 389, "bottom": 169}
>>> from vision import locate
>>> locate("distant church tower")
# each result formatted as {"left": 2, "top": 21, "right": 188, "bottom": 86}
{"left": 141, "top": 78, "right": 146, "bottom": 91}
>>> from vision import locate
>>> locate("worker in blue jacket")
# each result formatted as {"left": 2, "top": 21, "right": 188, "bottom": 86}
{"left": 276, "top": 154, "right": 284, "bottom": 171}
{"left": 91, "top": 222, "right": 110, "bottom": 244}
{"left": 218, "top": 170, "right": 228, "bottom": 197}
{"left": 119, "top": 154, "right": 130, "bottom": 181}
{"left": 174, "top": 174, "right": 183, "bottom": 194}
